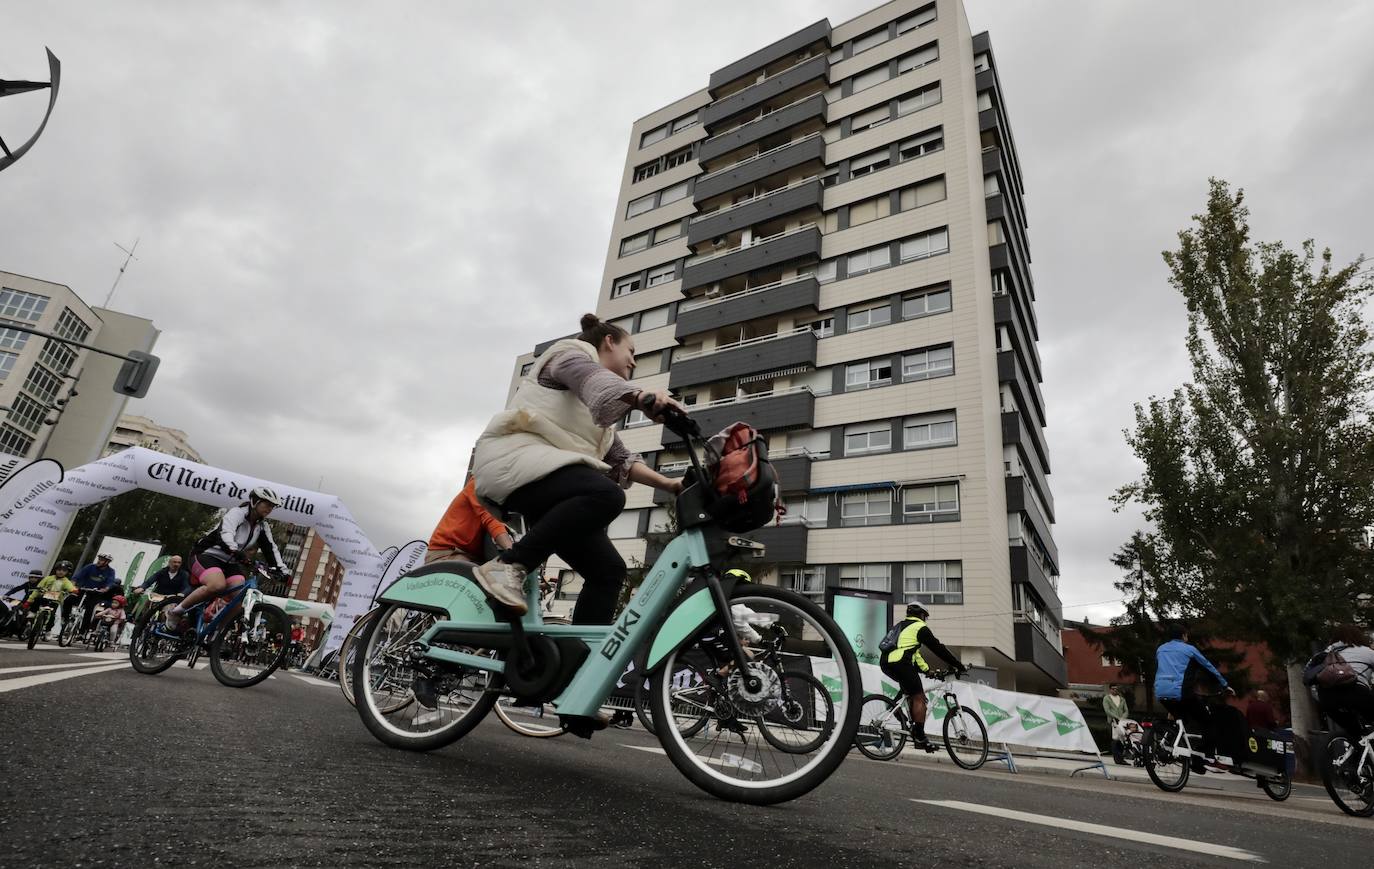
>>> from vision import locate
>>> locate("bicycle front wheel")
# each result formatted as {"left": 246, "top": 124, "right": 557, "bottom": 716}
{"left": 943, "top": 705, "right": 989, "bottom": 770}
{"left": 26, "top": 610, "right": 49, "bottom": 649}
{"left": 854, "top": 694, "right": 907, "bottom": 761}
{"left": 1144, "top": 721, "right": 1190, "bottom": 792}
{"left": 57, "top": 609, "right": 80, "bottom": 646}
{"left": 339, "top": 608, "right": 378, "bottom": 707}
{"left": 128, "top": 599, "right": 186, "bottom": 674}
{"left": 649, "top": 584, "right": 861, "bottom": 805}
{"left": 757, "top": 671, "right": 834, "bottom": 754}
{"left": 633, "top": 677, "right": 657, "bottom": 735}
{"left": 493, "top": 696, "right": 567, "bottom": 738}
{"left": 1321, "top": 735, "right": 1374, "bottom": 816}
{"left": 209, "top": 603, "right": 290, "bottom": 688}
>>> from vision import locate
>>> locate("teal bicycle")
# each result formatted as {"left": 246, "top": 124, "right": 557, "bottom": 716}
{"left": 352, "top": 409, "right": 863, "bottom": 804}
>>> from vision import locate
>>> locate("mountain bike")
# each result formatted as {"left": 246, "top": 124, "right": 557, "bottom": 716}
{"left": 1321, "top": 716, "right": 1374, "bottom": 817}
{"left": 57, "top": 590, "right": 99, "bottom": 647}
{"left": 24, "top": 593, "right": 62, "bottom": 649}
{"left": 127, "top": 563, "right": 290, "bottom": 688}
{"left": 1142, "top": 696, "right": 1291, "bottom": 800}
{"left": 854, "top": 670, "right": 989, "bottom": 770}
{"left": 351, "top": 408, "right": 862, "bottom": 804}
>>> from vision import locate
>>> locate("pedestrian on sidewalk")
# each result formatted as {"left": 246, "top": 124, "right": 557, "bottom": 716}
{"left": 1103, "top": 684, "right": 1129, "bottom": 764}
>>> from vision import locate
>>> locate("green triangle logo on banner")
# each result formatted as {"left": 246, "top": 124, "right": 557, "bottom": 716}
{"left": 1054, "top": 711, "right": 1085, "bottom": 736}
{"left": 978, "top": 699, "right": 1011, "bottom": 726}
{"left": 820, "top": 674, "right": 842, "bottom": 702}
{"left": 929, "top": 694, "right": 949, "bottom": 720}
{"left": 284, "top": 599, "right": 311, "bottom": 613}
{"left": 881, "top": 679, "right": 900, "bottom": 699}
{"left": 1017, "top": 707, "right": 1051, "bottom": 731}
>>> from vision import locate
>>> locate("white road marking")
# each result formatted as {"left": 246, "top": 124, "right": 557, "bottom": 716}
{"left": 0, "top": 662, "right": 115, "bottom": 676}
{"left": 74, "top": 652, "right": 128, "bottom": 660}
{"left": 620, "top": 744, "right": 753, "bottom": 770}
{"left": 290, "top": 674, "right": 338, "bottom": 689}
{"left": 0, "top": 663, "right": 128, "bottom": 693}
{"left": 912, "top": 800, "right": 1266, "bottom": 863}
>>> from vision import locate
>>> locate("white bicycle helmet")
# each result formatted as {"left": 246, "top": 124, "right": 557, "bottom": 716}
{"left": 249, "top": 486, "right": 281, "bottom": 507}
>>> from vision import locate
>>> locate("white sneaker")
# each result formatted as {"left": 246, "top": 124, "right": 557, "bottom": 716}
{"left": 473, "top": 558, "right": 529, "bottom": 614}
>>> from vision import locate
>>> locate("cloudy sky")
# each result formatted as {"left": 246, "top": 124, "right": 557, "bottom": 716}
{"left": 3, "top": 1, "right": 1371, "bottom": 623}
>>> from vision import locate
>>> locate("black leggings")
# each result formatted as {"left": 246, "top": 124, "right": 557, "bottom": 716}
{"left": 502, "top": 465, "right": 627, "bottom": 625}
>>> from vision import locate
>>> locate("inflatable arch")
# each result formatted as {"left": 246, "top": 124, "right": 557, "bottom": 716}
{"left": 0, "top": 446, "right": 392, "bottom": 651}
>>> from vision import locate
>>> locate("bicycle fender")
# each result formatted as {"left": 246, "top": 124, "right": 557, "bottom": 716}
{"left": 375, "top": 560, "right": 499, "bottom": 623}
{"left": 642, "top": 573, "right": 744, "bottom": 674}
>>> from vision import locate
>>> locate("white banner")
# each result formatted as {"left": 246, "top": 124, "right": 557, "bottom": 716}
{"left": 0, "top": 448, "right": 387, "bottom": 654}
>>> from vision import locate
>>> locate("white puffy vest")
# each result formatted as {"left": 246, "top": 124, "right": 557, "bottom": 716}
{"left": 472, "top": 338, "right": 618, "bottom": 504}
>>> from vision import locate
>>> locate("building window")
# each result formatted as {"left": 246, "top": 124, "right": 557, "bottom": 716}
{"left": 640, "top": 124, "right": 668, "bottom": 148}
{"left": 845, "top": 359, "right": 893, "bottom": 391}
{"left": 898, "top": 3, "right": 937, "bottom": 34}
{"left": 781, "top": 567, "right": 826, "bottom": 603}
{"left": 897, "top": 81, "right": 942, "bottom": 117}
{"left": 53, "top": 308, "right": 90, "bottom": 343}
{"left": 842, "top": 490, "right": 892, "bottom": 527}
{"left": 619, "top": 231, "right": 651, "bottom": 257}
{"left": 899, "top": 227, "right": 950, "bottom": 263}
{"left": 37, "top": 340, "right": 78, "bottom": 375}
{"left": 851, "top": 25, "right": 890, "bottom": 56}
{"left": 899, "top": 175, "right": 947, "bottom": 211}
{"left": 839, "top": 564, "right": 890, "bottom": 592}
{"left": 897, "top": 42, "right": 939, "bottom": 75}
{"left": 851, "top": 65, "right": 890, "bottom": 94}
{"left": 612, "top": 275, "right": 643, "bottom": 298}
{"left": 624, "top": 408, "right": 651, "bottom": 428}
{"left": 780, "top": 496, "right": 828, "bottom": 528}
{"left": 849, "top": 104, "right": 890, "bottom": 134}
{"left": 0, "top": 328, "right": 28, "bottom": 351}
{"left": 974, "top": 52, "right": 990, "bottom": 73}
{"left": 902, "top": 285, "right": 952, "bottom": 319}
{"left": 22, "top": 365, "right": 61, "bottom": 404}
{"left": 978, "top": 91, "right": 994, "bottom": 112}
{"left": 801, "top": 316, "right": 834, "bottom": 338}
{"left": 632, "top": 160, "right": 660, "bottom": 183}
{"left": 634, "top": 350, "right": 663, "bottom": 377}
{"left": 671, "top": 111, "right": 699, "bottom": 134}
{"left": 645, "top": 262, "right": 677, "bottom": 287}
{"left": 663, "top": 147, "right": 692, "bottom": 171}
{"left": 609, "top": 315, "right": 634, "bottom": 334}
{"left": 903, "top": 411, "right": 957, "bottom": 449}
{"left": 902, "top": 345, "right": 954, "bottom": 381}
{"left": 848, "top": 193, "right": 891, "bottom": 227}
{"left": 846, "top": 302, "right": 891, "bottom": 332}
{"left": 652, "top": 221, "right": 684, "bottom": 245}
{"left": 658, "top": 180, "right": 690, "bottom": 207}
{"left": 904, "top": 561, "right": 962, "bottom": 605}
{"left": 846, "top": 243, "right": 892, "bottom": 276}
{"left": 0, "top": 288, "right": 49, "bottom": 323}
{"left": 844, "top": 421, "right": 892, "bottom": 456}
{"left": 519, "top": 362, "right": 534, "bottom": 377}
{"left": 988, "top": 220, "right": 1008, "bottom": 245}
{"left": 984, "top": 174, "right": 1001, "bottom": 197}
{"left": 848, "top": 148, "right": 891, "bottom": 179}
{"left": 0, "top": 351, "right": 17, "bottom": 380}
{"left": 798, "top": 260, "right": 837, "bottom": 284}
{"left": 638, "top": 305, "right": 670, "bottom": 331}
{"left": 898, "top": 127, "right": 944, "bottom": 162}
{"left": 0, "top": 423, "right": 34, "bottom": 456}
{"left": 627, "top": 193, "right": 655, "bottom": 219}
{"left": 607, "top": 509, "right": 642, "bottom": 539}
{"left": 903, "top": 483, "right": 960, "bottom": 522}
{"left": 8, "top": 394, "right": 48, "bottom": 435}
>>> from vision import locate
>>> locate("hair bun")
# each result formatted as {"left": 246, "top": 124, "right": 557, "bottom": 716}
{"left": 579, "top": 313, "right": 601, "bottom": 331}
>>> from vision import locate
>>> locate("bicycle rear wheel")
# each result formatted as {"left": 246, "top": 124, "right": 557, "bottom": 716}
{"left": 1321, "top": 736, "right": 1374, "bottom": 816}
{"left": 1144, "top": 721, "right": 1190, "bottom": 792}
{"left": 943, "top": 705, "right": 989, "bottom": 770}
{"left": 128, "top": 599, "right": 186, "bottom": 674}
{"left": 854, "top": 694, "right": 907, "bottom": 761}
{"left": 352, "top": 603, "right": 496, "bottom": 751}
{"left": 757, "top": 671, "right": 833, "bottom": 754}
{"left": 209, "top": 603, "right": 290, "bottom": 688}
{"left": 634, "top": 677, "right": 657, "bottom": 735}
{"left": 57, "top": 606, "right": 80, "bottom": 646}
{"left": 338, "top": 608, "right": 377, "bottom": 707}
{"left": 649, "top": 584, "right": 861, "bottom": 805}
{"left": 494, "top": 696, "right": 567, "bottom": 737}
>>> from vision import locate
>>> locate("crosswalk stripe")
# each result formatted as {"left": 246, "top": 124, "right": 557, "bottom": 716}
{"left": 0, "top": 662, "right": 115, "bottom": 676}
{"left": 0, "top": 662, "right": 128, "bottom": 693}
{"left": 911, "top": 800, "right": 1265, "bottom": 863}
{"left": 290, "top": 674, "right": 339, "bottom": 689}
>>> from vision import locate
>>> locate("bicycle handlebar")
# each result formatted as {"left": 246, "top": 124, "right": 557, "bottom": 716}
{"left": 657, "top": 403, "right": 701, "bottom": 440}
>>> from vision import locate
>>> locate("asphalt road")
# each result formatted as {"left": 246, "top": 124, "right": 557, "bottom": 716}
{"left": 2, "top": 639, "right": 1372, "bottom": 868}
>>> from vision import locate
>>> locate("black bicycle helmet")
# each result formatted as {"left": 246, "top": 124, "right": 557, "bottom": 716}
{"left": 55, "top": 560, "right": 73, "bottom": 571}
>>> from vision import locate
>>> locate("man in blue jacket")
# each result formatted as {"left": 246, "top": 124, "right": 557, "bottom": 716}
{"left": 1154, "top": 623, "right": 1234, "bottom": 774}
{"left": 66, "top": 554, "right": 120, "bottom": 635}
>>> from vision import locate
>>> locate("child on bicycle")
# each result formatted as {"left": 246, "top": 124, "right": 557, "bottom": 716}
{"left": 93, "top": 594, "right": 128, "bottom": 646}
{"left": 879, "top": 603, "right": 967, "bottom": 751}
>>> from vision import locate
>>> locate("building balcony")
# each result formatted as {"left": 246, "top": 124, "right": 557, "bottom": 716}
{"left": 992, "top": 293, "right": 1042, "bottom": 383}
{"left": 709, "top": 19, "right": 831, "bottom": 95}
{"left": 675, "top": 275, "right": 819, "bottom": 340}
{"left": 1014, "top": 620, "right": 1067, "bottom": 686}
{"left": 697, "top": 93, "right": 827, "bottom": 165}
{"left": 660, "top": 385, "right": 816, "bottom": 445}
{"left": 1009, "top": 544, "right": 1059, "bottom": 609}
{"left": 1001, "top": 409, "right": 1050, "bottom": 475}
{"left": 749, "top": 522, "right": 809, "bottom": 563}
{"left": 703, "top": 54, "right": 828, "bottom": 130}
{"left": 770, "top": 452, "right": 813, "bottom": 493}
{"left": 997, "top": 349, "right": 1046, "bottom": 432}
{"left": 668, "top": 328, "right": 818, "bottom": 391}
{"left": 681, "top": 224, "right": 821, "bottom": 292}
{"left": 1005, "top": 473, "right": 1057, "bottom": 551}
{"left": 688, "top": 177, "right": 823, "bottom": 247}
{"left": 694, "top": 133, "right": 825, "bottom": 202}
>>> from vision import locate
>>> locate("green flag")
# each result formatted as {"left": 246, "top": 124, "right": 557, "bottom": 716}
{"left": 978, "top": 699, "right": 1011, "bottom": 726}
{"left": 1017, "top": 706, "right": 1051, "bottom": 731}
{"left": 1054, "top": 710, "right": 1085, "bottom": 736}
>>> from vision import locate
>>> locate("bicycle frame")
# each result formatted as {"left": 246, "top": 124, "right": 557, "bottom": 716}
{"left": 151, "top": 576, "right": 262, "bottom": 652}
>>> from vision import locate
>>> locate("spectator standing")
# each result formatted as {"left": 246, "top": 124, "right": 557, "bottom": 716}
{"left": 1103, "top": 684, "right": 1130, "bottom": 764}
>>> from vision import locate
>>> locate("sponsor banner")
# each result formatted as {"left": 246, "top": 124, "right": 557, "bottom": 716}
{"left": 96, "top": 534, "right": 162, "bottom": 591}
{"left": 0, "top": 447, "right": 387, "bottom": 657}
{"left": 827, "top": 588, "right": 893, "bottom": 668}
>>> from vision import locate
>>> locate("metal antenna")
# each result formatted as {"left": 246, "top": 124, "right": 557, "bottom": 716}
{"left": 103, "top": 237, "right": 140, "bottom": 307}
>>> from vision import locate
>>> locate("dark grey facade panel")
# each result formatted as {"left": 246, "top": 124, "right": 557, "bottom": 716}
{"left": 675, "top": 276, "right": 820, "bottom": 340}
{"left": 1005, "top": 476, "right": 1058, "bottom": 562}
{"left": 1001, "top": 410, "right": 1050, "bottom": 475}
{"left": 771, "top": 454, "right": 813, "bottom": 493}
{"left": 750, "top": 523, "right": 809, "bottom": 563}
{"left": 1010, "top": 546, "right": 1060, "bottom": 611}
{"left": 702, "top": 55, "right": 828, "bottom": 129}
{"left": 687, "top": 179, "right": 823, "bottom": 246}
{"left": 697, "top": 94, "right": 827, "bottom": 164}
{"left": 694, "top": 135, "right": 825, "bottom": 202}
{"left": 660, "top": 388, "right": 816, "bottom": 445}
{"left": 993, "top": 291, "right": 1042, "bottom": 383}
{"left": 668, "top": 330, "right": 818, "bottom": 390}
{"left": 708, "top": 19, "right": 832, "bottom": 94}
{"left": 997, "top": 349, "right": 1046, "bottom": 432}
{"left": 1013, "top": 620, "right": 1067, "bottom": 685}
{"left": 681, "top": 225, "right": 822, "bottom": 292}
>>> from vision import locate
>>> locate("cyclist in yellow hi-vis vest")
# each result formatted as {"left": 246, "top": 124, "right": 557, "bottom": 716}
{"left": 879, "top": 603, "right": 966, "bottom": 750}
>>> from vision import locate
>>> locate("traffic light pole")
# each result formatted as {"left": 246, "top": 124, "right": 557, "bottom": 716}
{"left": 0, "top": 322, "right": 160, "bottom": 397}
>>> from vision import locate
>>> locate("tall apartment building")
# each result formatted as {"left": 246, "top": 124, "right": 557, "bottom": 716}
{"left": 285, "top": 526, "right": 346, "bottom": 648}
{"left": 103, "top": 414, "right": 204, "bottom": 462}
{"left": 511, "top": 0, "right": 1063, "bottom": 690}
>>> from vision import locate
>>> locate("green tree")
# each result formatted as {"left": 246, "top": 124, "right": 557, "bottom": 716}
{"left": 1113, "top": 179, "right": 1374, "bottom": 770}
{"left": 60, "top": 490, "right": 221, "bottom": 570}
